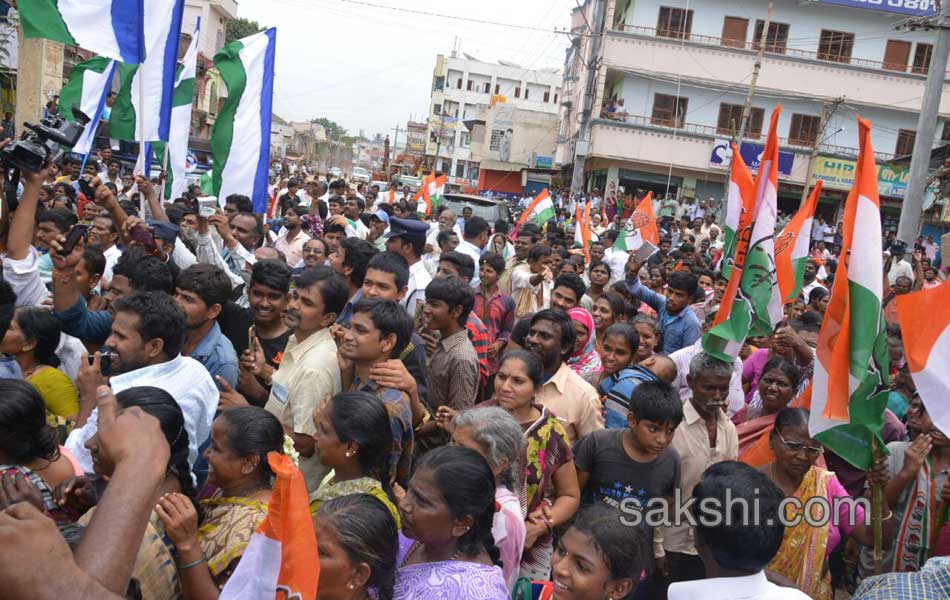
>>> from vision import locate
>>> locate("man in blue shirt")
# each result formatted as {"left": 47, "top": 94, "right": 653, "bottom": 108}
{"left": 173, "top": 264, "right": 239, "bottom": 390}
{"left": 624, "top": 255, "right": 701, "bottom": 354}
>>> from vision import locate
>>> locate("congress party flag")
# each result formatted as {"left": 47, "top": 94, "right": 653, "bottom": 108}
{"left": 896, "top": 281, "right": 950, "bottom": 437}
{"left": 150, "top": 21, "right": 199, "bottom": 201}
{"left": 421, "top": 173, "right": 446, "bottom": 216}
{"left": 108, "top": 0, "right": 184, "bottom": 143}
{"left": 775, "top": 180, "right": 821, "bottom": 304}
{"left": 20, "top": 0, "right": 145, "bottom": 63}
{"left": 720, "top": 144, "right": 756, "bottom": 279}
{"left": 220, "top": 453, "right": 318, "bottom": 600}
{"left": 212, "top": 28, "right": 277, "bottom": 213}
{"left": 809, "top": 117, "right": 889, "bottom": 470}
{"left": 614, "top": 192, "right": 658, "bottom": 252}
{"left": 58, "top": 56, "right": 117, "bottom": 156}
{"left": 703, "top": 108, "right": 783, "bottom": 362}
{"left": 516, "top": 189, "right": 555, "bottom": 229}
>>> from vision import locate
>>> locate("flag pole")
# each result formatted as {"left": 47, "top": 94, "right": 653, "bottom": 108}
{"left": 872, "top": 437, "right": 883, "bottom": 575}
{"left": 136, "top": 73, "right": 146, "bottom": 216}
{"left": 79, "top": 152, "right": 91, "bottom": 177}
{"left": 161, "top": 143, "right": 170, "bottom": 202}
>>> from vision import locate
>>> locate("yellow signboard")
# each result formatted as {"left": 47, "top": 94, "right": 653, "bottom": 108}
{"left": 811, "top": 157, "right": 909, "bottom": 198}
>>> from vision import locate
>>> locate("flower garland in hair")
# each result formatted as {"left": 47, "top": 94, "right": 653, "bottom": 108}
{"left": 282, "top": 434, "right": 300, "bottom": 466}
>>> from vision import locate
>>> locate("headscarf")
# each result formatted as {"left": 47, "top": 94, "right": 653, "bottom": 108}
{"left": 566, "top": 307, "right": 602, "bottom": 385}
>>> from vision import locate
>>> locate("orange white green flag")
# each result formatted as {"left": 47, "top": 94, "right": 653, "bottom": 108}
{"left": 719, "top": 143, "right": 756, "bottom": 279}
{"left": 219, "top": 452, "right": 318, "bottom": 600}
{"left": 702, "top": 107, "right": 784, "bottom": 362}
{"left": 613, "top": 192, "right": 659, "bottom": 252}
{"left": 896, "top": 280, "right": 950, "bottom": 437}
{"left": 516, "top": 188, "right": 555, "bottom": 228}
{"left": 775, "top": 180, "right": 822, "bottom": 303}
{"left": 425, "top": 174, "right": 447, "bottom": 213}
{"left": 809, "top": 117, "right": 889, "bottom": 470}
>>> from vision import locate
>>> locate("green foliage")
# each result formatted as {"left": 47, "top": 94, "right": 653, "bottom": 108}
{"left": 225, "top": 18, "right": 264, "bottom": 44}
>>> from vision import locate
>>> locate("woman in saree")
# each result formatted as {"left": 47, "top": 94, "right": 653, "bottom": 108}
{"left": 735, "top": 358, "right": 800, "bottom": 452}
{"left": 395, "top": 445, "right": 508, "bottom": 599}
{"left": 309, "top": 391, "right": 399, "bottom": 524}
{"left": 0, "top": 308, "right": 79, "bottom": 429}
{"left": 762, "top": 408, "right": 891, "bottom": 599}
{"left": 157, "top": 406, "right": 284, "bottom": 598}
{"left": 591, "top": 291, "right": 626, "bottom": 356}
{"left": 565, "top": 307, "right": 602, "bottom": 387}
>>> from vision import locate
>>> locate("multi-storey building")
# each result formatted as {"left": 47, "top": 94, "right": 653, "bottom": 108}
{"left": 183, "top": 0, "right": 239, "bottom": 60}
{"left": 425, "top": 52, "right": 562, "bottom": 190}
{"left": 558, "top": 0, "right": 948, "bottom": 228}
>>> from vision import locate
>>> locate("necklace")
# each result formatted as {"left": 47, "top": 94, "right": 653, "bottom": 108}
{"left": 401, "top": 541, "right": 463, "bottom": 567}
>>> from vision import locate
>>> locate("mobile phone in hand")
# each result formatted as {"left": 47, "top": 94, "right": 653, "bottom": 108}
{"left": 60, "top": 224, "right": 88, "bottom": 255}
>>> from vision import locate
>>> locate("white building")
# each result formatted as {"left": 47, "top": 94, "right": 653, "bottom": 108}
{"left": 183, "top": 0, "right": 239, "bottom": 59}
{"left": 271, "top": 113, "right": 294, "bottom": 159}
{"left": 559, "top": 0, "right": 948, "bottom": 228}
{"left": 425, "top": 52, "right": 562, "bottom": 189}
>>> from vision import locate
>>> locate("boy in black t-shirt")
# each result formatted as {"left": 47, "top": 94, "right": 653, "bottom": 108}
{"left": 574, "top": 380, "right": 683, "bottom": 597}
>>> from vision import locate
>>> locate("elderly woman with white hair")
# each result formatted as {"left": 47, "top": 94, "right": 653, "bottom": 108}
{"left": 442, "top": 406, "right": 527, "bottom": 591}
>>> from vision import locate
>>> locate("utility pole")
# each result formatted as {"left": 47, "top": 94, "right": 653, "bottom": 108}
{"left": 800, "top": 97, "right": 843, "bottom": 206}
{"left": 897, "top": 4, "right": 950, "bottom": 244}
{"left": 736, "top": 2, "right": 773, "bottom": 146}
{"left": 569, "top": 0, "right": 606, "bottom": 199}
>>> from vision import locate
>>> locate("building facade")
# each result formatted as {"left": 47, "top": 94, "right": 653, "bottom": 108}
{"left": 558, "top": 0, "right": 948, "bottom": 227}
{"left": 183, "top": 0, "right": 239, "bottom": 60}
{"left": 425, "top": 52, "right": 562, "bottom": 190}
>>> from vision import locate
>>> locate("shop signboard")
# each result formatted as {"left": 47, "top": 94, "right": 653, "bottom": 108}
{"left": 710, "top": 139, "right": 794, "bottom": 176}
{"left": 814, "top": 0, "right": 936, "bottom": 17}
{"left": 811, "top": 157, "right": 910, "bottom": 198}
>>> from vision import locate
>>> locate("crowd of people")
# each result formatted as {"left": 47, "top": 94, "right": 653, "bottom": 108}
{"left": 0, "top": 151, "right": 946, "bottom": 600}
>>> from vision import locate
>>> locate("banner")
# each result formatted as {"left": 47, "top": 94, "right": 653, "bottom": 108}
{"left": 811, "top": 157, "right": 910, "bottom": 198}
{"left": 710, "top": 139, "right": 794, "bottom": 176}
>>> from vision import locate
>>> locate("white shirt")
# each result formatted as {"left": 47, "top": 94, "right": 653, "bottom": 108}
{"left": 101, "top": 244, "right": 122, "bottom": 283}
{"left": 670, "top": 338, "right": 746, "bottom": 417}
{"left": 3, "top": 247, "right": 49, "bottom": 307}
{"left": 456, "top": 239, "right": 484, "bottom": 288}
{"left": 603, "top": 246, "right": 629, "bottom": 284}
{"left": 404, "top": 260, "right": 432, "bottom": 321}
{"left": 801, "top": 279, "right": 826, "bottom": 304}
{"left": 888, "top": 258, "right": 915, "bottom": 285}
{"left": 66, "top": 354, "right": 219, "bottom": 473}
{"left": 669, "top": 571, "right": 811, "bottom": 600}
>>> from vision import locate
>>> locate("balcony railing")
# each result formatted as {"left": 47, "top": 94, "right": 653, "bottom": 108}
{"left": 593, "top": 115, "right": 896, "bottom": 162}
{"left": 615, "top": 24, "right": 945, "bottom": 77}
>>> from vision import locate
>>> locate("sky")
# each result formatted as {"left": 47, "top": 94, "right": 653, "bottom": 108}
{"left": 237, "top": 0, "right": 577, "bottom": 144}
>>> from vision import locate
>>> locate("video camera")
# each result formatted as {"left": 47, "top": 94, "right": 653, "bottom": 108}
{"left": 0, "top": 105, "right": 90, "bottom": 173}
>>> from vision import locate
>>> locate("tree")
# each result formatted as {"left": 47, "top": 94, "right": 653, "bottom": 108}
{"left": 226, "top": 18, "right": 264, "bottom": 44}
{"left": 311, "top": 117, "right": 348, "bottom": 141}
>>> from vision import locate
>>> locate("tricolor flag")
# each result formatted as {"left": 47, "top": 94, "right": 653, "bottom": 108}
{"left": 897, "top": 281, "right": 950, "bottom": 437}
{"left": 20, "top": 0, "right": 145, "bottom": 63}
{"left": 703, "top": 108, "right": 784, "bottom": 362}
{"left": 515, "top": 189, "right": 555, "bottom": 229}
{"left": 809, "top": 117, "right": 889, "bottom": 470}
{"left": 109, "top": 0, "right": 185, "bottom": 143}
{"left": 720, "top": 144, "right": 756, "bottom": 278}
{"left": 150, "top": 21, "right": 199, "bottom": 202}
{"left": 421, "top": 173, "right": 446, "bottom": 216}
{"left": 614, "top": 192, "right": 659, "bottom": 252}
{"left": 212, "top": 28, "right": 277, "bottom": 214}
{"left": 58, "top": 56, "right": 117, "bottom": 156}
{"left": 775, "top": 180, "right": 822, "bottom": 304}
{"left": 412, "top": 173, "right": 432, "bottom": 209}
{"left": 219, "top": 453, "right": 318, "bottom": 600}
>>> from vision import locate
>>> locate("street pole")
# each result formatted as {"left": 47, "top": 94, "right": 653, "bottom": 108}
{"left": 800, "top": 97, "right": 842, "bottom": 206}
{"left": 736, "top": 2, "right": 773, "bottom": 146}
{"left": 569, "top": 0, "right": 606, "bottom": 199}
{"left": 897, "top": 4, "right": 950, "bottom": 244}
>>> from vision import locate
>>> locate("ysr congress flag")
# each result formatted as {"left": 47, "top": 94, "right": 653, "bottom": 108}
{"left": 20, "top": 0, "right": 144, "bottom": 63}
{"left": 58, "top": 56, "right": 117, "bottom": 156}
{"left": 212, "top": 28, "right": 277, "bottom": 213}
{"left": 151, "top": 21, "right": 199, "bottom": 201}
{"left": 109, "top": 0, "right": 185, "bottom": 143}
